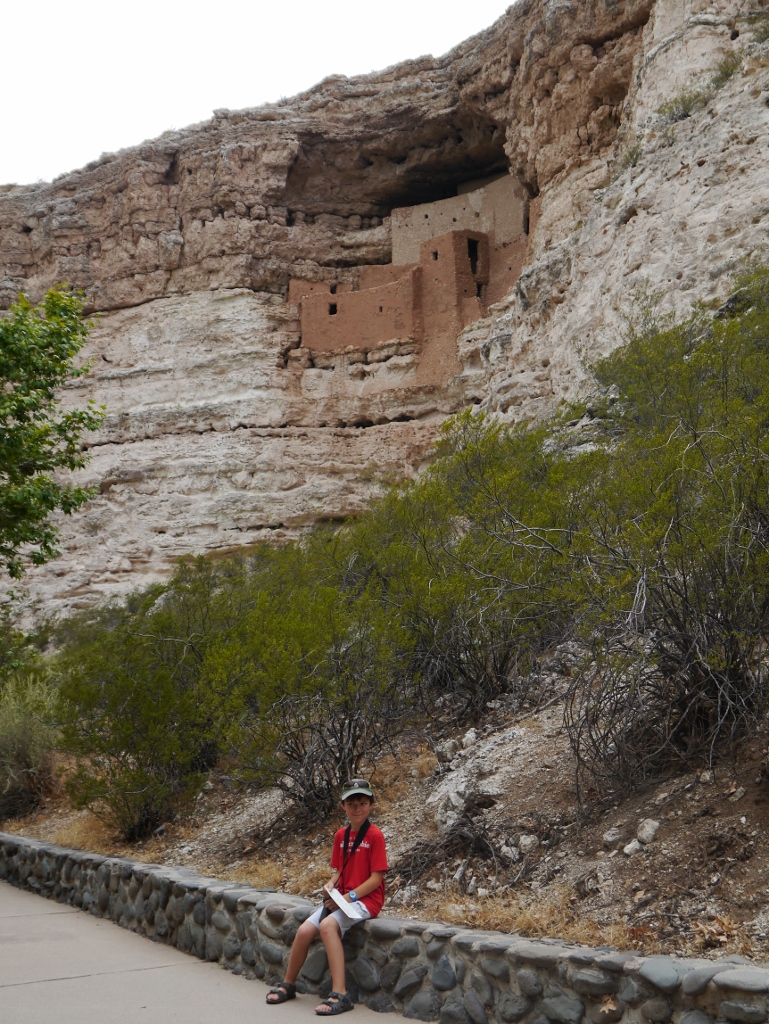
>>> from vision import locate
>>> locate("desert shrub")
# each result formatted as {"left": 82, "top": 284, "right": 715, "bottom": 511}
{"left": 658, "top": 89, "right": 705, "bottom": 121}
{"left": 620, "top": 142, "right": 642, "bottom": 170}
{"left": 710, "top": 51, "right": 741, "bottom": 89}
{"left": 323, "top": 417, "right": 577, "bottom": 722}
{"left": 204, "top": 543, "right": 413, "bottom": 817}
{"left": 56, "top": 558, "right": 244, "bottom": 840}
{"left": 563, "top": 268, "right": 769, "bottom": 795}
{"left": 0, "top": 601, "right": 36, "bottom": 678}
{"left": 56, "top": 544, "right": 414, "bottom": 829}
{"left": 658, "top": 51, "right": 741, "bottom": 123}
{"left": 359, "top": 270, "right": 769, "bottom": 794}
{"left": 0, "top": 667, "right": 59, "bottom": 818}
{"left": 750, "top": 13, "right": 769, "bottom": 44}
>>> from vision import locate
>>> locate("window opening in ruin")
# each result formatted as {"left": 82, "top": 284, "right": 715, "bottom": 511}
{"left": 468, "top": 238, "right": 479, "bottom": 275}
{"left": 379, "top": 306, "right": 383, "bottom": 313}
{"left": 330, "top": 284, "right": 337, "bottom": 294}
{"left": 432, "top": 251, "right": 438, "bottom": 261}
{"left": 329, "top": 303, "right": 338, "bottom": 316}
{"left": 476, "top": 283, "right": 484, "bottom": 299}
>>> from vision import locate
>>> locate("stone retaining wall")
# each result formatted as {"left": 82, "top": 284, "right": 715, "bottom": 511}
{"left": 2, "top": 831, "right": 768, "bottom": 1024}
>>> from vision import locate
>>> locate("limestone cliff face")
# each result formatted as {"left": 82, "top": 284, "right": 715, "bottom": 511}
{"left": 1, "top": 0, "right": 766, "bottom": 613}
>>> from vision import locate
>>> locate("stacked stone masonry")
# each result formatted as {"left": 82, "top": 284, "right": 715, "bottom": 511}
{"left": 287, "top": 176, "right": 533, "bottom": 384}
{"left": 2, "top": 832, "right": 768, "bottom": 1024}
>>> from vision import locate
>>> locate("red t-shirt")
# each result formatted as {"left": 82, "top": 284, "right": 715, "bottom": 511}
{"left": 330, "top": 822, "right": 388, "bottom": 917}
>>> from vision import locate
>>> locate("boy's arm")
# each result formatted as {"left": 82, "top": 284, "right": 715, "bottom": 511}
{"left": 338, "top": 871, "right": 385, "bottom": 903}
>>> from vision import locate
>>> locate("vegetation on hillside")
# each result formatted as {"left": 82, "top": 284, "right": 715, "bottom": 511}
{"left": 0, "top": 289, "right": 103, "bottom": 818}
{"left": 0, "top": 289, "right": 104, "bottom": 579}
{"left": 5, "top": 269, "right": 769, "bottom": 840}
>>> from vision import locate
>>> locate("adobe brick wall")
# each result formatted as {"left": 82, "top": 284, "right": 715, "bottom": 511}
{"left": 360, "top": 264, "right": 417, "bottom": 289}
{"left": 391, "top": 175, "right": 531, "bottom": 307}
{"left": 293, "top": 228, "right": 489, "bottom": 383}
{"left": 288, "top": 176, "right": 534, "bottom": 381}
{"left": 414, "top": 230, "right": 487, "bottom": 383}
{"left": 2, "top": 831, "right": 768, "bottom": 1024}
{"left": 300, "top": 269, "right": 421, "bottom": 352}
{"left": 391, "top": 176, "right": 528, "bottom": 267}
{"left": 287, "top": 280, "right": 354, "bottom": 305}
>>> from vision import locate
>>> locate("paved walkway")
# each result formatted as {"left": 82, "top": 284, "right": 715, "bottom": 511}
{"left": 0, "top": 880, "right": 383, "bottom": 1024}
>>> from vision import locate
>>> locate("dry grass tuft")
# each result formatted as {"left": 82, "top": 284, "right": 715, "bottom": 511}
{"left": 52, "top": 812, "right": 116, "bottom": 856}
{"left": 290, "top": 857, "right": 332, "bottom": 896}
{"left": 427, "top": 886, "right": 639, "bottom": 950}
{"left": 227, "top": 860, "right": 286, "bottom": 892}
{"left": 221, "top": 857, "right": 286, "bottom": 890}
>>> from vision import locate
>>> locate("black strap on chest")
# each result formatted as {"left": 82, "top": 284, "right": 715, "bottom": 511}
{"left": 338, "top": 819, "right": 371, "bottom": 889}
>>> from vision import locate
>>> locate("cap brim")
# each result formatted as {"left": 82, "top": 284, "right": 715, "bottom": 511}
{"left": 341, "top": 787, "right": 373, "bottom": 801}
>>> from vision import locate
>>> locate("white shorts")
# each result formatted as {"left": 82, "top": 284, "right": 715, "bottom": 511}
{"left": 306, "top": 902, "right": 371, "bottom": 936}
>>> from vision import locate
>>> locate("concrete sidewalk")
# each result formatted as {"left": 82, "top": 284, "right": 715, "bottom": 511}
{"left": 0, "top": 880, "right": 385, "bottom": 1024}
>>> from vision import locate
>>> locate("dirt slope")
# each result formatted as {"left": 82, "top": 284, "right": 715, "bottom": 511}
{"left": 8, "top": 687, "right": 769, "bottom": 959}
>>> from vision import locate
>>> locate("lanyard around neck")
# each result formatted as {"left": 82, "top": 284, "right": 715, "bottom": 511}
{"left": 338, "top": 819, "right": 371, "bottom": 888}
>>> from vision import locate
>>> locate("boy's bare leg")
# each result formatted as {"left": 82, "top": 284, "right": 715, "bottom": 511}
{"left": 266, "top": 920, "right": 318, "bottom": 1001}
{"left": 317, "top": 916, "right": 347, "bottom": 1005}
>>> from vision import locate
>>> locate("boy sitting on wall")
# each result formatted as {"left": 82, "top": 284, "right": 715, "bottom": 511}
{"left": 265, "top": 778, "right": 389, "bottom": 1016}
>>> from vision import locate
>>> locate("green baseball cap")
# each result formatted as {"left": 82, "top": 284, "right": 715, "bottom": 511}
{"left": 340, "top": 778, "right": 374, "bottom": 801}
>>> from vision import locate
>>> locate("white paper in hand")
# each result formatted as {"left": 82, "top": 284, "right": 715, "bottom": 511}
{"left": 328, "top": 888, "right": 367, "bottom": 920}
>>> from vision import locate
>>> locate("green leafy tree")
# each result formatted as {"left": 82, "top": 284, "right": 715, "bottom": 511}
{"left": 0, "top": 289, "right": 104, "bottom": 579}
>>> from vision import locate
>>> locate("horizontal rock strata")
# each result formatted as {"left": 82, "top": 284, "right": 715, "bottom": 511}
{"left": 2, "top": 0, "right": 768, "bottom": 614}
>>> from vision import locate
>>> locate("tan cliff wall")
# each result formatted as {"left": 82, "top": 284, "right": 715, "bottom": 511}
{"left": 1, "top": 0, "right": 767, "bottom": 616}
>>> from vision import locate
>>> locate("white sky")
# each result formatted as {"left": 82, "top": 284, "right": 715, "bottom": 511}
{"left": 3, "top": 1, "right": 512, "bottom": 187}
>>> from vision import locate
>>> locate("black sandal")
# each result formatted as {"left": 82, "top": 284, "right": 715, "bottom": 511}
{"left": 315, "top": 991, "right": 353, "bottom": 1015}
{"left": 266, "top": 982, "right": 297, "bottom": 1004}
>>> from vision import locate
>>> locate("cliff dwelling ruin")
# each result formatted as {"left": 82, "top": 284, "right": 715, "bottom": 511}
{"left": 4, "top": 0, "right": 762, "bottom": 617}
{"left": 287, "top": 174, "right": 534, "bottom": 384}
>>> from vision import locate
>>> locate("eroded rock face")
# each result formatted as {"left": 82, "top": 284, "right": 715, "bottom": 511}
{"left": 0, "top": 0, "right": 655, "bottom": 314}
{"left": 460, "top": 0, "right": 769, "bottom": 419}
{"left": 50, "top": 289, "right": 458, "bottom": 607}
{"left": 1, "top": 0, "right": 767, "bottom": 614}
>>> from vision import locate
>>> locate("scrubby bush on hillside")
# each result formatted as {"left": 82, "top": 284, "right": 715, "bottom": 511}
{"left": 57, "top": 559, "right": 239, "bottom": 840}
{"left": 564, "top": 269, "right": 769, "bottom": 795}
{"left": 0, "top": 667, "right": 58, "bottom": 818}
{"left": 0, "top": 601, "right": 58, "bottom": 819}
{"left": 199, "top": 542, "right": 415, "bottom": 817}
